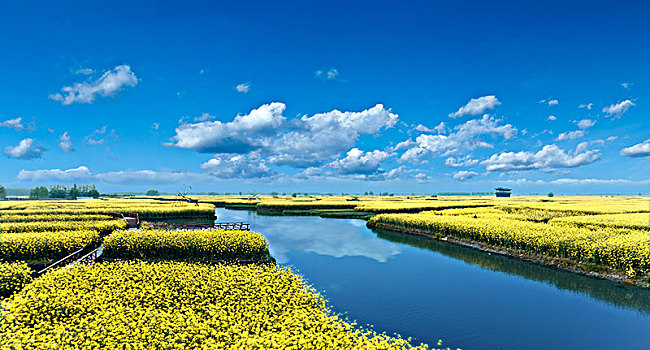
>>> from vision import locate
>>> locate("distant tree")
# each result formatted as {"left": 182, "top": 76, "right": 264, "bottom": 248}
{"left": 291, "top": 193, "right": 297, "bottom": 197}
{"left": 0, "top": 185, "right": 6, "bottom": 199}
{"left": 270, "top": 191, "right": 279, "bottom": 196}
{"left": 48, "top": 185, "right": 67, "bottom": 198}
{"left": 87, "top": 185, "right": 100, "bottom": 198}
{"left": 547, "top": 192, "right": 554, "bottom": 197}
{"left": 69, "top": 184, "right": 80, "bottom": 199}
{"left": 30, "top": 186, "right": 49, "bottom": 199}
{"left": 146, "top": 189, "right": 160, "bottom": 196}
{"left": 368, "top": 191, "right": 374, "bottom": 195}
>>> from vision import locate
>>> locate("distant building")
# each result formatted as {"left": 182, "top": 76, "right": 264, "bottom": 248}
{"left": 495, "top": 187, "right": 511, "bottom": 197}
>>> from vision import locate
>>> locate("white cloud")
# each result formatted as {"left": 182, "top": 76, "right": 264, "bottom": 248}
{"left": 620, "top": 139, "right": 650, "bottom": 158}
{"left": 85, "top": 125, "right": 108, "bottom": 145}
{"left": 315, "top": 68, "right": 340, "bottom": 81}
{"left": 546, "top": 115, "right": 557, "bottom": 121}
{"left": 547, "top": 99, "right": 559, "bottom": 106}
{"left": 328, "top": 148, "right": 390, "bottom": 175}
{"left": 415, "top": 124, "right": 434, "bottom": 133}
{"left": 482, "top": 142, "right": 600, "bottom": 172}
{"left": 3, "top": 138, "right": 45, "bottom": 159}
{"left": 449, "top": 95, "right": 500, "bottom": 118}
{"left": 169, "top": 102, "right": 287, "bottom": 153}
{"left": 433, "top": 122, "right": 447, "bottom": 134}
{"left": 0, "top": 117, "right": 27, "bottom": 131}
{"left": 236, "top": 82, "right": 250, "bottom": 93}
{"left": 49, "top": 65, "right": 138, "bottom": 105}
{"left": 193, "top": 113, "right": 216, "bottom": 122}
{"left": 75, "top": 68, "right": 94, "bottom": 75}
{"left": 576, "top": 118, "right": 596, "bottom": 129}
{"left": 621, "top": 82, "right": 632, "bottom": 89}
{"left": 268, "top": 104, "right": 398, "bottom": 167}
{"left": 453, "top": 170, "right": 478, "bottom": 181}
{"left": 200, "top": 152, "right": 275, "bottom": 178}
{"left": 17, "top": 166, "right": 92, "bottom": 181}
{"left": 151, "top": 123, "right": 160, "bottom": 130}
{"left": 416, "top": 122, "right": 447, "bottom": 134}
{"left": 579, "top": 103, "right": 593, "bottom": 110}
{"left": 556, "top": 130, "right": 585, "bottom": 141}
{"left": 400, "top": 115, "right": 517, "bottom": 163}
{"left": 602, "top": 100, "right": 634, "bottom": 119}
{"left": 58, "top": 132, "right": 73, "bottom": 152}
{"left": 444, "top": 155, "right": 478, "bottom": 168}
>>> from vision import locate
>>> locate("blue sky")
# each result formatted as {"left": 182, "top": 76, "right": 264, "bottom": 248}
{"left": 1, "top": 0, "right": 649, "bottom": 194}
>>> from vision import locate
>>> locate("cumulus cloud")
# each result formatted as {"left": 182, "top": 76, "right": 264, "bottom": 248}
{"left": 449, "top": 95, "right": 500, "bottom": 118}
{"left": 453, "top": 170, "right": 478, "bottom": 181}
{"left": 200, "top": 152, "right": 275, "bottom": 178}
{"left": 49, "top": 65, "right": 138, "bottom": 105}
{"left": 0, "top": 117, "right": 27, "bottom": 131}
{"left": 556, "top": 130, "right": 585, "bottom": 141}
{"left": 547, "top": 99, "right": 558, "bottom": 106}
{"left": 620, "top": 139, "right": 650, "bottom": 158}
{"left": 621, "top": 82, "right": 632, "bottom": 89}
{"left": 267, "top": 104, "right": 398, "bottom": 167}
{"left": 169, "top": 102, "right": 286, "bottom": 153}
{"left": 3, "top": 138, "right": 45, "bottom": 159}
{"left": 236, "top": 82, "right": 250, "bottom": 93}
{"left": 400, "top": 115, "right": 517, "bottom": 163}
{"left": 482, "top": 142, "right": 600, "bottom": 172}
{"left": 415, "top": 122, "right": 447, "bottom": 134}
{"left": 315, "top": 68, "right": 340, "bottom": 80}
{"left": 415, "top": 124, "right": 434, "bottom": 133}
{"left": 602, "top": 100, "right": 634, "bottom": 119}
{"left": 17, "top": 166, "right": 92, "bottom": 181}
{"left": 58, "top": 132, "right": 73, "bottom": 152}
{"left": 444, "top": 155, "right": 478, "bottom": 168}
{"left": 579, "top": 103, "right": 593, "bottom": 110}
{"left": 576, "top": 118, "right": 596, "bottom": 129}
{"left": 328, "top": 148, "right": 390, "bottom": 175}
{"left": 546, "top": 115, "right": 557, "bottom": 121}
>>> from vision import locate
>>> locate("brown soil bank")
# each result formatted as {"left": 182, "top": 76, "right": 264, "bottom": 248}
{"left": 366, "top": 221, "right": 650, "bottom": 289}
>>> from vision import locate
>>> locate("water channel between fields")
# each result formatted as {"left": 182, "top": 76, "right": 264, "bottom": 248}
{"left": 215, "top": 208, "right": 650, "bottom": 350}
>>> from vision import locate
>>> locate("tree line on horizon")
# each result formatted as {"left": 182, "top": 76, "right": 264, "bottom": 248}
{"left": 28, "top": 184, "right": 100, "bottom": 199}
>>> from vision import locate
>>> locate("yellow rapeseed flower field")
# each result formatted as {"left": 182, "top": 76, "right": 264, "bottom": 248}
{"left": 0, "top": 261, "right": 432, "bottom": 349}
{"left": 103, "top": 229, "right": 270, "bottom": 262}
{"left": 0, "top": 230, "right": 101, "bottom": 262}
{"left": 0, "top": 262, "right": 32, "bottom": 298}
{"left": 368, "top": 209, "right": 650, "bottom": 273}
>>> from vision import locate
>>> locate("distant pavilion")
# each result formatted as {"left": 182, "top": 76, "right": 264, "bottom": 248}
{"left": 495, "top": 187, "right": 511, "bottom": 197}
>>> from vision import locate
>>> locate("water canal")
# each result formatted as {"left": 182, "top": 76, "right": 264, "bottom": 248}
{"left": 216, "top": 208, "right": 650, "bottom": 350}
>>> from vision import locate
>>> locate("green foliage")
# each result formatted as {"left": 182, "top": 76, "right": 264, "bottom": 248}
{"left": 0, "top": 184, "right": 6, "bottom": 199}
{"left": 548, "top": 192, "right": 555, "bottom": 197}
{"left": 145, "top": 189, "right": 160, "bottom": 196}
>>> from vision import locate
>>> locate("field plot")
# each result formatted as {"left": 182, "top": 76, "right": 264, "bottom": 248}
{"left": 0, "top": 262, "right": 429, "bottom": 349}
{"left": 367, "top": 198, "right": 650, "bottom": 284}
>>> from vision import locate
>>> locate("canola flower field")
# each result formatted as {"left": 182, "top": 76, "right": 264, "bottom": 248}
{"left": 0, "top": 262, "right": 32, "bottom": 298}
{"left": 367, "top": 200, "right": 650, "bottom": 278}
{"left": 0, "top": 262, "right": 432, "bottom": 349}
{"left": 0, "top": 198, "right": 216, "bottom": 219}
{"left": 103, "top": 228, "right": 270, "bottom": 262}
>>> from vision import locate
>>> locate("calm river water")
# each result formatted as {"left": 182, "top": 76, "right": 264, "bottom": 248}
{"left": 216, "top": 208, "right": 650, "bottom": 350}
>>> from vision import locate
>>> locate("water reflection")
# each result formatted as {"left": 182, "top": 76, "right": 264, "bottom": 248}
{"left": 374, "top": 228, "right": 650, "bottom": 315}
{"left": 217, "top": 209, "right": 401, "bottom": 264}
